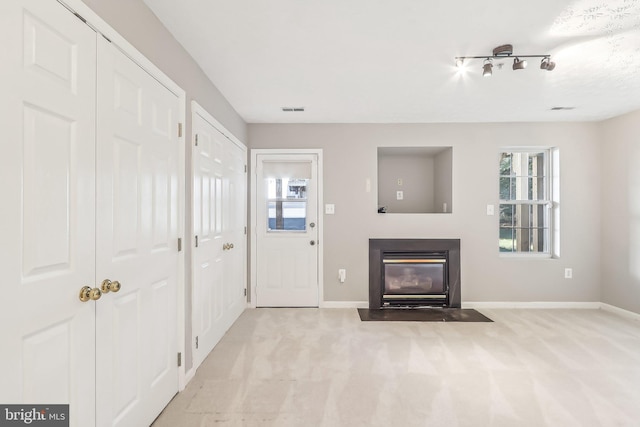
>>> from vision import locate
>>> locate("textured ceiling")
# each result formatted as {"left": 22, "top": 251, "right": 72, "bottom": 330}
{"left": 142, "top": 0, "right": 640, "bottom": 123}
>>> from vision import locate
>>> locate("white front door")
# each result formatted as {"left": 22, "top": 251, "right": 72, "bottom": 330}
{"left": 95, "top": 37, "right": 180, "bottom": 427}
{"left": 255, "top": 153, "right": 320, "bottom": 307}
{"left": 0, "top": 0, "right": 97, "bottom": 425}
{"left": 192, "top": 105, "right": 246, "bottom": 368}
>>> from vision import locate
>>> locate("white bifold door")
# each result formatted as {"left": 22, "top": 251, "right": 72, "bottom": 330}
{"left": 192, "top": 104, "right": 247, "bottom": 369}
{"left": 0, "top": 1, "right": 181, "bottom": 426}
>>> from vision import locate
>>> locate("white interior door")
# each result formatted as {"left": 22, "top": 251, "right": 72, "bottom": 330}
{"left": 255, "top": 154, "right": 319, "bottom": 307}
{"left": 95, "top": 37, "right": 180, "bottom": 427}
{"left": 192, "top": 105, "right": 246, "bottom": 368}
{"left": 0, "top": 0, "right": 97, "bottom": 425}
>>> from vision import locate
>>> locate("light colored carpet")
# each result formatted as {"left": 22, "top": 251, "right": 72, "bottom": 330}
{"left": 153, "top": 308, "right": 640, "bottom": 426}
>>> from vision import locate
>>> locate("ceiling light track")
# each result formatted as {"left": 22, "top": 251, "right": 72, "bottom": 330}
{"left": 455, "top": 44, "right": 556, "bottom": 76}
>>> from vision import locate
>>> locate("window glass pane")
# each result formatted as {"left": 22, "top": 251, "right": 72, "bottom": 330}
{"left": 527, "top": 152, "right": 545, "bottom": 176}
{"left": 499, "top": 227, "right": 515, "bottom": 252}
{"left": 266, "top": 178, "right": 309, "bottom": 232}
{"left": 499, "top": 153, "right": 512, "bottom": 175}
{"left": 499, "top": 204, "right": 514, "bottom": 227}
{"left": 499, "top": 177, "right": 512, "bottom": 200}
{"left": 268, "top": 201, "right": 307, "bottom": 231}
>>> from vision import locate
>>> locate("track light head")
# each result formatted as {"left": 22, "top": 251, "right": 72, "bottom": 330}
{"left": 540, "top": 57, "right": 555, "bottom": 71}
{"left": 482, "top": 59, "right": 493, "bottom": 77}
{"left": 512, "top": 57, "right": 527, "bottom": 70}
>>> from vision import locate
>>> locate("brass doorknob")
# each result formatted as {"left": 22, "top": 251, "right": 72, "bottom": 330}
{"left": 79, "top": 286, "right": 102, "bottom": 302}
{"left": 229, "top": 243, "right": 234, "bottom": 249}
{"left": 101, "top": 279, "right": 121, "bottom": 293}
{"left": 223, "top": 243, "right": 229, "bottom": 250}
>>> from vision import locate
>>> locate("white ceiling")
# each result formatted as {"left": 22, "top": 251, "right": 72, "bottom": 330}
{"left": 143, "top": 0, "right": 640, "bottom": 124}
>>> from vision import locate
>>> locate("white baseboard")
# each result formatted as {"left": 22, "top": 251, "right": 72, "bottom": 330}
{"left": 599, "top": 303, "right": 640, "bottom": 321}
{"left": 309, "top": 301, "right": 640, "bottom": 320}
{"left": 183, "top": 366, "right": 196, "bottom": 387}
{"left": 321, "top": 301, "right": 368, "bottom": 309}
{"left": 462, "top": 301, "right": 601, "bottom": 309}
{"left": 321, "top": 301, "right": 608, "bottom": 310}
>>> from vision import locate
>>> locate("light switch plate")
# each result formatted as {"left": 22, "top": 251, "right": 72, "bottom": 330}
{"left": 325, "top": 204, "right": 335, "bottom": 215}
{"left": 396, "top": 191, "right": 404, "bottom": 200}
{"left": 486, "top": 204, "right": 495, "bottom": 215}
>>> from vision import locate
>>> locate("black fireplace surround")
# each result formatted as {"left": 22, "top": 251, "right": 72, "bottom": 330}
{"left": 369, "top": 239, "right": 461, "bottom": 309}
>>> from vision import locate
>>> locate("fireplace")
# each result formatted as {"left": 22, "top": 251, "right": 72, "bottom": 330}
{"left": 369, "top": 239, "right": 460, "bottom": 309}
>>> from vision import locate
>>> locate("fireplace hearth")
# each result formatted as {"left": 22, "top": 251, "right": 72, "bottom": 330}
{"left": 369, "top": 239, "right": 461, "bottom": 309}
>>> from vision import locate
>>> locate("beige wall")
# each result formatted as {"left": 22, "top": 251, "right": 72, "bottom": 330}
{"left": 249, "top": 123, "right": 603, "bottom": 304}
{"left": 600, "top": 109, "right": 640, "bottom": 313}
{"left": 378, "top": 153, "right": 435, "bottom": 213}
{"left": 434, "top": 148, "right": 453, "bottom": 213}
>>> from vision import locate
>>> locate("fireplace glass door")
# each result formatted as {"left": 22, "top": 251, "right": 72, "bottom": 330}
{"left": 382, "top": 253, "right": 448, "bottom": 305}
{"left": 384, "top": 263, "right": 445, "bottom": 294}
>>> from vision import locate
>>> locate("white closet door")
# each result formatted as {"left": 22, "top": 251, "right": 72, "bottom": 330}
{"left": 0, "top": 0, "right": 97, "bottom": 426}
{"left": 95, "top": 37, "right": 179, "bottom": 427}
{"left": 224, "top": 139, "right": 248, "bottom": 315}
{"left": 192, "top": 106, "right": 246, "bottom": 369}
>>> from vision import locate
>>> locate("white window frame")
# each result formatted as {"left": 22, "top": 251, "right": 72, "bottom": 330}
{"left": 499, "top": 148, "right": 556, "bottom": 258}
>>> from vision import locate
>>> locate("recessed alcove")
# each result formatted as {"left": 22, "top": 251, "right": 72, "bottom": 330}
{"left": 377, "top": 147, "right": 453, "bottom": 214}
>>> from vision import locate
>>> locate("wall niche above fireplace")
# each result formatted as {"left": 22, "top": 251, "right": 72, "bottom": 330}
{"left": 369, "top": 239, "right": 461, "bottom": 309}
{"left": 377, "top": 147, "right": 453, "bottom": 214}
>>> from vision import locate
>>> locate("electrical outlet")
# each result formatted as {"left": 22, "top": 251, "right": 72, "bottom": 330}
{"left": 397, "top": 178, "right": 403, "bottom": 186}
{"left": 564, "top": 268, "right": 573, "bottom": 279}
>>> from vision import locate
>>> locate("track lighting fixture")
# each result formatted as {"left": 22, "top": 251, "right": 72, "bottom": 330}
{"left": 455, "top": 44, "right": 555, "bottom": 76}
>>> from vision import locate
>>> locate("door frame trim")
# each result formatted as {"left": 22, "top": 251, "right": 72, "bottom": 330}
{"left": 59, "top": 0, "right": 188, "bottom": 391}
{"left": 250, "top": 149, "right": 324, "bottom": 308}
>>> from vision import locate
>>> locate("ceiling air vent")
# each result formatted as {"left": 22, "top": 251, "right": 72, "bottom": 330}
{"left": 282, "top": 107, "right": 305, "bottom": 112}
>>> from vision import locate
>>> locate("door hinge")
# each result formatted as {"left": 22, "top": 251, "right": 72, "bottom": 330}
{"left": 178, "top": 238, "right": 182, "bottom": 252}
{"left": 244, "top": 226, "right": 247, "bottom": 235}
{"left": 195, "top": 235, "right": 199, "bottom": 248}
{"left": 195, "top": 336, "right": 199, "bottom": 349}
{"left": 244, "top": 165, "right": 247, "bottom": 173}
{"left": 177, "top": 352, "right": 182, "bottom": 367}
{"left": 195, "top": 134, "right": 199, "bottom": 147}
{"left": 73, "top": 12, "right": 87, "bottom": 23}
{"left": 244, "top": 288, "right": 247, "bottom": 297}
{"left": 178, "top": 122, "right": 183, "bottom": 138}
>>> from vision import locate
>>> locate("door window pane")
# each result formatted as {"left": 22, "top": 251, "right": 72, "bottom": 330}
{"left": 266, "top": 178, "right": 308, "bottom": 231}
